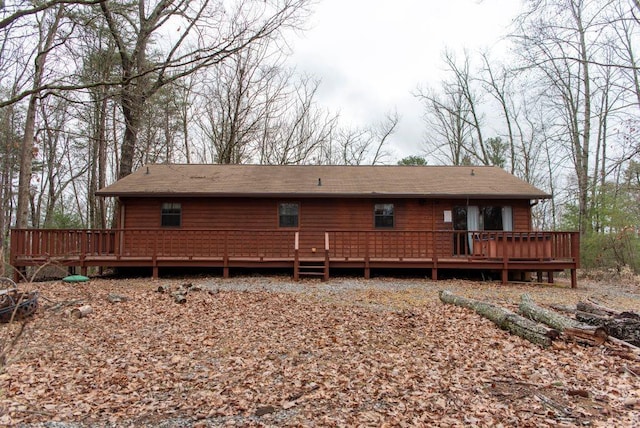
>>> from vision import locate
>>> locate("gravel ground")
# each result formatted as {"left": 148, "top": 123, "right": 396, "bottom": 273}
{"left": 199, "top": 273, "right": 640, "bottom": 312}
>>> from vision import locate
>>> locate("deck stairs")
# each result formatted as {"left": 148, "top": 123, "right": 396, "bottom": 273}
{"left": 296, "top": 260, "right": 328, "bottom": 281}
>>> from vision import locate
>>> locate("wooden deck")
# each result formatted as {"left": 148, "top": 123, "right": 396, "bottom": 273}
{"left": 9, "top": 229, "right": 580, "bottom": 287}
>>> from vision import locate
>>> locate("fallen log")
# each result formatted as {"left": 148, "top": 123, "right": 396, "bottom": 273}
{"left": 563, "top": 327, "right": 608, "bottom": 346}
{"left": 549, "top": 304, "right": 577, "bottom": 315}
{"left": 577, "top": 301, "right": 619, "bottom": 317}
{"left": 439, "top": 290, "right": 558, "bottom": 347}
{"left": 171, "top": 292, "right": 186, "bottom": 304}
{"left": 519, "top": 295, "right": 608, "bottom": 345}
{"left": 519, "top": 294, "right": 587, "bottom": 331}
{"left": 576, "top": 311, "right": 640, "bottom": 346}
{"left": 70, "top": 305, "right": 93, "bottom": 319}
{"left": 157, "top": 285, "right": 171, "bottom": 293}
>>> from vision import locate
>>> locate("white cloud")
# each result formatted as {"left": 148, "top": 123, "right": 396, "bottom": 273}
{"left": 288, "top": 0, "right": 523, "bottom": 161}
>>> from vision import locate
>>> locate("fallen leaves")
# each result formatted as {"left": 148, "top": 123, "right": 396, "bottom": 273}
{"left": 0, "top": 276, "right": 638, "bottom": 426}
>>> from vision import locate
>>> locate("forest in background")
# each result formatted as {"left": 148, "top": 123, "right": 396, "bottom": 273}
{"left": 1, "top": 0, "right": 640, "bottom": 273}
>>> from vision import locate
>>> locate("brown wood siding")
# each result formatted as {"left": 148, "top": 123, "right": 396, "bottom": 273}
{"left": 122, "top": 197, "right": 441, "bottom": 230}
{"left": 121, "top": 197, "right": 531, "bottom": 257}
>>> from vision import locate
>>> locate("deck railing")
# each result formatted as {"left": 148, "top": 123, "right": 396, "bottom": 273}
{"left": 326, "top": 230, "right": 579, "bottom": 262}
{"left": 10, "top": 228, "right": 579, "bottom": 264}
{"left": 10, "top": 228, "right": 298, "bottom": 261}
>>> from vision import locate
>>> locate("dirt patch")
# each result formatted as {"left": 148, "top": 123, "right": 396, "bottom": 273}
{"left": 1, "top": 276, "right": 639, "bottom": 426}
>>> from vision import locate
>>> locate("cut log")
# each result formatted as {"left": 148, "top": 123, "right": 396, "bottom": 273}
{"left": 563, "top": 327, "right": 608, "bottom": 346}
{"left": 439, "top": 290, "right": 558, "bottom": 347}
{"left": 519, "top": 294, "right": 587, "bottom": 331}
{"left": 172, "top": 292, "right": 186, "bottom": 304}
{"left": 70, "top": 305, "right": 93, "bottom": 319}
{"left": 519, "top": 295, "right": 609, "bottom": 345}
{"left": 576, "top": 311, "right": 640, "bottom": 347}
{"left": 549, "top": 304, "right": 577, "bottom": 315}
{"left": 585, "top": 299, "right": 640, "bottom": 319}
{"left": 577, "top": 301, "right": 619, "bottom": 317}
{"left": 576, "top": 310, "right": 609, "bottom": 326}
{"left": 107, "top": 293, "right": 129, "bottom": 303}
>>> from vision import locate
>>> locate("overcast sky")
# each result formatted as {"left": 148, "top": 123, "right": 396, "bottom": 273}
{"left": 287, "top": 0, "right": 524, "bottom": 162}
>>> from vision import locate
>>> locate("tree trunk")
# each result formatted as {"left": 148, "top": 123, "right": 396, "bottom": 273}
{"left": 439, "top": 290, "right": 558, "bottom": 347}
{"left": 118, "top": 92, "right": 141, "bottom": 179}
{"left": 576, "top": 302, "right": 640, "bottom": 346}
{"left": 71, "top": 305, "right": 93, "bottom": 319}
{"left": 519, "top": 294, "right": 590, "bottom": 331}
{"left": 519, "top": 294, "right": 608, "bottom": 345}
{"left": 576, "top": 301, "right": 624, "bottom": 317}
{"left": 16, "top": 5, "right": 64, "bottom": 229}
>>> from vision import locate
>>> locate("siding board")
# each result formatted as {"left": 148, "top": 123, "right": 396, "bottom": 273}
{"left": 121, "top": 197, "right": 532, "bottom": 257}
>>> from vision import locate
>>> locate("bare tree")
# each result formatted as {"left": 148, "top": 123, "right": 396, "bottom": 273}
{"left": 415, "top": 85, "right": 469, "bottom": 165}
{"left": 197, "top": 44, "right": 286, "bottom": 164}
{"left": 334, "top": 111, "right": 398, "bottom": 166}
{"left": 15, "top": 4, "right": 65, "bottom": 229}
{"left": 261, "top": 75, "right": 338, "bottom": 165}
{"left": 97, "top": 0, "right": 311, "bottom": 179}
{"left": 514, "top": 0, "right": 597, "bottom": 235}
{"left": 415, "top": 49, "right": 493, "bottom": 166}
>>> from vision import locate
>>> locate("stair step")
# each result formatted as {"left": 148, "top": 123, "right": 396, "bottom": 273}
{"left": 299, "top": 265, "right": 325, "bottom": 269}
{"left": 298, "top": 272, "right": 326, "bottom": 276}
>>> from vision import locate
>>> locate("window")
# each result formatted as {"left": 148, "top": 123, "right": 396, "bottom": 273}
{"left": 453, "top": 205, "right": 513, "bottom": 231}
{"left": 452, "top": 205, "right": 512, "bottom": 255}
{"left": 374, "top": 203, "right": 394, "bottom": 228}
{"left": 279, "top": 203, "right": 299, "bottom": 227}
{"left": 480, "top": 206, "right": 503, "bottom": 230}
{"left": 161, "top": 202, "right": 181, "bottom": 227}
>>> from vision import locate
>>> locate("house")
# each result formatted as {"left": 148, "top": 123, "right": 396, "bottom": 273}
{"left": 10, "top": 164, "right": 579, "bottom": 286}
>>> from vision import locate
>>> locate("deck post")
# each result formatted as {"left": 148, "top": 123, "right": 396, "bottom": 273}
{"left": 432, "top": 257, "right": 438, "bottom": 281}
{"left": 152, "top": 266, "right": 158, "bottom": 280}
{"left": 570, "top": 269, "right": 577, "bottom": 288}
{"left": 223, "top": 231, "right": 229, "bottom": 278}
{"left": 502, "top": 244, "right": 508, "bottom": 285}
{"left": 294, "top": 232, "right": 299, "bottom": 281}
{"left": 364, "top": 233, "right": 370, "bottom": 279}
{"left": 547, "top": 271, "right": 554, "bottom": 284}
{"left": 323, "top": 232, "right": 329, "bottom": 282}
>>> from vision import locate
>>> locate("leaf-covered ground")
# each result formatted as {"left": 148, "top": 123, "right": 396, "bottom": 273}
{"left": 1, "top": 275, "right": 640, "bottom": 427}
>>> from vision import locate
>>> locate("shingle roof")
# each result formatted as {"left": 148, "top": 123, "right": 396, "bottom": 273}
{"left": 96, "top": 164, "right": 550, "bottom": 199}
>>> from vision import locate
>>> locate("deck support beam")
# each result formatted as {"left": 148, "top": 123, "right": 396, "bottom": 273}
{"left": 364, "top": 257, "right": 370, "bottom": 279}
{"left": 152, "top": 266, "right": 158, "bottom": 280}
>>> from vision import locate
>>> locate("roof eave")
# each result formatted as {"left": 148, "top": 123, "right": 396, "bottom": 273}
{"left": 95, "top": 191, "right": 551, "bottom": 199}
